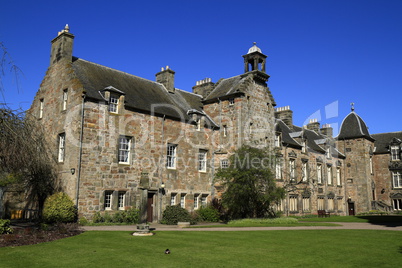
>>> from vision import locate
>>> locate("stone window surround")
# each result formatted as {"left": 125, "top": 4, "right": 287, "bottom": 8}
{"left": 58, "top": 132, "right": 66, "bottom": 163}
{"left": 198, "top": 149, "right": 208, "bottom": 172}
{"left": 118, "top": 135, "right": 132, "bottom": 164}
{"left": 167, "top": 144, "right": 177, "bottom": 169}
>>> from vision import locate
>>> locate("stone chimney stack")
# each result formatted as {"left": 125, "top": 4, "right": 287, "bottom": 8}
{"left": 307, "top": 119, "right": 320, "bottom": 133}
{"left": 320, "top": 124, "right": 333, "bottom": 137}
{"left": 50, "top": 24, "right": 74, "bottom": 66}
{"left": 192, "top": 78, "right": 214, "bottom": 98}
{"left": 275, "top": 106, "right": 293, "bottom": 128}
{"left": 156, "top": 66, "right": 175, "bottom": 93}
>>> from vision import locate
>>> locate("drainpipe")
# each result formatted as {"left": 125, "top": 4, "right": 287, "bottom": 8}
{"left": 159, "top": 114, "right": 166, "bottom": 222}
{"left": 75, "top": 92, "right": 86, "bottom": 208}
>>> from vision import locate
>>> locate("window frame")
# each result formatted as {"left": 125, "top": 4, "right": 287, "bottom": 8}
{"left": 194, "top": 194, "right": 199, "bottom": 209}
{"left": 327, "top": 165, "right": 333, "bottom": 185}
{"left": 317, "top": 164, "right": 322, "bottom": 184}
{"left": 166, "top": 144, "right": 177, "bottom": 169}
{"left": 198, "top": 149, "right": 207, "bottom": 172}
{"left": 393, "top": 171, "right": 402, "bottom": 188}
{"left": 118, "top": 191, "right": 126, "bottom": 210}
{"left": 289, "top": 159, "right": 296, "bottom": 182}
{"left": 39, "top": 99, "right": 44, "bottom": 119}
{"left": 170, "top": 193, "right": 177, "bottom": 206}
{"left": 58, "top": 133, "right": 66, "bottom": 163}
{"left": 391, "top": 145, "right": 400, "bottom": 161}
{"left": 302, "top": 161, "right": 308, "bottom": 182}
{"left": 220, "top": 159, "right": 229, "bottom": 169}
{"left": 109, "top": 94, "right": 119, "bottom": 113}
{"left": 336, "top": 167, "right": 341, "bottom": 186}
{"left": 180, "top": 194, "right": 186, "bottom": 208}
{"left": 104, "top": 191, "right": 113, "bottom": 210}
{"left": 118, "top": 136, "right": 132, "bottom": 164}
{"left": 62, "top": 89, "right": 68, "bottom": 111}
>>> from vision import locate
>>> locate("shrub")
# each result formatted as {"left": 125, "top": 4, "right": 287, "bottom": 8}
{"left": 90, "top": 208, "right": 140, "bottom": 224}
{"left": 161, "top": 205, "right": 193, "bottom": 225}
{"left": 92, "top": 211, "right": 103, "bottom": 223}
{"left": 42, "top": 192, "right": 77, "bottom": 223}
{"left": 0, "top": 219, "right": 13, "bottom": 234}
{"left": 227, "top": 217, "right": 298, "bottom": 226}
{"left": 196, "top": 206, "right": 220, "bottom": 222}
{"left": 124, "top": 208, "right": 140, "bottom": 224}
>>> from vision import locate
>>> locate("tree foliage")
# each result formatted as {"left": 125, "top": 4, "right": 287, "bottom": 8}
{"left": 215, "top": 145, "right": 285, "bottom": 220}
{"left": 0, "top": 108, "right": 58, "bottom": 212}
{"left": 42, "top": 192, "right": 77, "bottom": 223}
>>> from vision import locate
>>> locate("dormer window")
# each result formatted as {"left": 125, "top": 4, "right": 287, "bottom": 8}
{"left": 301, "top": 140, "right": 306, "bottom": 153}
{"left": 275, "top": 133, "right": 281, "bottom": 147}
{"left": 326, "top": 147, "right": 331, "bottom": 159}
{"left": 109, "top": 94, "right": 119, "bottom": 113}
{"left": 229, "top": 98, "right": 235, "bottom": 106}
{"left": 391, "top": 146, "right": 400, "bottom": 161}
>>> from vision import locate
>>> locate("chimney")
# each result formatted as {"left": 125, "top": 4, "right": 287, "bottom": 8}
{"left": 275, "top": 106, "right": 293, "bottom": 128}
{"left": 307, "top": 119, "right": 320, "bottom": 133}
{"left": 156, "top": 66, "right": 175, "bottom": 93}
{"left": 192, "top": 78, "right": 214, "bottom": 98}
{"left": 321, "top": 124, "right": 333, "bottom": 137}
{"left": 50, "top": 24, "right": 75, "bottom": 66}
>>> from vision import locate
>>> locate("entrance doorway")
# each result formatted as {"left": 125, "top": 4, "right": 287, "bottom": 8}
{"left": 147, "top": 193, "right": 155, "bottom": 222}
{"left": 348, "top": 202, "right": 355, "bottom": 216}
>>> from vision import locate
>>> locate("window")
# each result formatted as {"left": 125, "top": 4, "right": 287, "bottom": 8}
{"left": 104, "top": 191, "right": 113, "bottom": 210}
{"left": 180, "top": 194, "right": 186, "bottom": 208}
{"left": 302, "top": 197, "right": 310, "bottom": 212}
{"left": 39, "top": 99, "right": 44, "bottom": 119}
{"left": 196, "top": 117, "right": 201, "bottom": 131}
{"left": 118, "top": 136, "right": 131, "bottom": 164}
{"left": 109, "top": 94, "right": 119, "bottom": 113}
{"left": 118, "top": 191, "right": 126, "bottom": 210}
{"left": 317, "top": 196, "right": 325, "bottom": 210}
{"left": 220, "top": 159, "right": 229, "bottom": 169}
{"left": 302, "top": 162, "right": 308, "bottom": 182}
{"left": 201, "top": 194, "right": 208, "bottom": 207}
{"left": 327, "top": 165, "right": 333, "bottom": 185}
{"left": 393, "top": 171, "right": 402, "bottom": 188}
{"left": 228, "top": 98, "right": 234, "bottom": 106}
{"left": 274, "top": 199, "right": 284, "bottom": 212}
{"left": 326, "top": 147, "right": 331, "bottom": 158}
{"left": 301, "top": 140, "right": 306, "bottom": 153}
{"left": 170, "top": 193, "right": 177, "bottom": 206}
{"left": 370, "top": 156, "right": 373, "bottom": 174}
{"left": 198, "top": 150, "right": 207, "bottom": 172}
{"left": 275, "top": 133, "right": 281, "bottom": 147}
{"left": 289, "top": 159, "right": 296, "bottom": 182}
{"left": 58, "top": 133, "right": 65, "bottom": 163}
{"left": 289, "top": 196, "right": 298, "bottom": 212}
{"left": 391, "top": 146, "right": 400, "bottom": 161}
{"left": 223, "top": 125, "right": 227, "bottom": 137}
{"left": 393, "top": 199, "right": 402, "bottom": 210}
{"left": 317, "top": 164, "right": 322, "bottom": 184}
{"left": 62, "top": 89, "right": 68, "bottom": 111}
{"left": 275, "top": 159, "right": 282, "bottom": 180}
{"left": 337, "top": 198, "right": 343, "bottom": 211}
{"left": 328, "top": 197, "right": 334, "bottom": 211}
{"left": 336, "top": 168, "right": 341, "bottom": 186}
{"left": 194, "top": 194, "right": 199, "bottom": 209}
{"left": 249, "top": 123, "right": 253, "bottom": 135}
{"left": 167, "top": 144, "right": 177, "bottom": 169}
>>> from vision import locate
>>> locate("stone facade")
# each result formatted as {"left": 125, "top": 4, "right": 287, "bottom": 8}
{"left": 23, "top": 26, "right": 402, "bottom": 221}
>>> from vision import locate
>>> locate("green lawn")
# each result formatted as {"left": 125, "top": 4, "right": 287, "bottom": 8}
{"left": 1, "top": 230, "right": 401, "bottom": 267}
{"left": 298, "top": 215, "right": 402, "bottom": 224}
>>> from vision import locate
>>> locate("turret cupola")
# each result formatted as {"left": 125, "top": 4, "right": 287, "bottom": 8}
{"left": 243, "top": 42, "right": 267, "bottom": 73}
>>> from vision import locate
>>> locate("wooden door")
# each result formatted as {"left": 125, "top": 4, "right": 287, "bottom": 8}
{"left": 348, "top": 202, "right": 355, "bottom": 216}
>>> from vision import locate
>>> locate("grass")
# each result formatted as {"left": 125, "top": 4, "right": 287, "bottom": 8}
{"left": 1, "top": 230, "right": 401, "bottom": 267}
{"left": 298, "top": 215, "right": 402, "bottom": 224}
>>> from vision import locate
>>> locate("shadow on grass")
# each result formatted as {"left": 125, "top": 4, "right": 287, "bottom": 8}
{"left": 356, "top": 216, "right": 402, "bottom": 227}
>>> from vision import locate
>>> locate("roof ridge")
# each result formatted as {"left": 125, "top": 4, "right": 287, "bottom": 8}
{"left": 175, "top": 88, "right": 203, "bottom": 98}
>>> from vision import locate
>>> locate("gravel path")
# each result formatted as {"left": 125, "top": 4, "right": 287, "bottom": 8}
{"left": 82, "top": 222, "right": 402, "bottom": 232}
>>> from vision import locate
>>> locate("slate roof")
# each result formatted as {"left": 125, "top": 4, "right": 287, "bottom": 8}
{"left": 336, "top": 111, "right": 375, "bottom": 141}
{"left": 71, "top": 57, "right": 216, "bottom": 126}
{"left": 275, "top": 119, "right": 301, "bottom": 148}
{"left": 372, "top": 131, "right": 402, "bottom": 154}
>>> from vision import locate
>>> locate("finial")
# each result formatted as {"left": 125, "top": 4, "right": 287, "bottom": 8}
{"left": 253, "top": 42, "right": 257, "bottom": 46}
{"left": 351, "top": 102, "right": 355, "bottom": 112}
{"left": 64, "top": 24, "right": 69, "bottom": 32}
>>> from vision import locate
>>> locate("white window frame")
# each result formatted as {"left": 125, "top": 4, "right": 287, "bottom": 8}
{"left": 336, "top": 167, "right": 341, "bottom": 186}
{"left": 39, "top": 99, "right": 44, "bottom": 119}
{"left": 302, "top": 162, "right": 308, "bottom": 182}
{"left": 167, "top": 144, "right": 177, "bottom": 169}
{"left": 317, "top": 164, "right": 322, "bottom": 184}
{"left": 118, "top": 191, "right": 125, "bottom": 210}
{"left": 393, "top": 199, "right": 402, "bottom": 211}
{"left": 327, "top": 165, "right": 333, "bottom": 185}
{"left": 58, "top": 133, "right": 65, "bottom": 163}
{"left": 275, "top": 133, "right": 281, "bottom": 147}
{"left": 275, "top": 159, "right": 282, "bottom": 180}
{"left": 223, "top": 125, "right": 227, "bottom": 137}
{"left": 201, "top": 194, "right": 208, "bottom": 207}
{"left": 118, "top": 136, "right": 131, "bottom": 164}
{"left": 198, "top": 150, "right": 207, "bottom": 172}
{"left": 62, "top": 89, "right": 68, "bottom": 111}
{"left": 393, "top": 171, "right": 402, "bottom": 188}
{"left": 196, "top": 117, "right": 201, "bottom": 131}
{"left": 289, "top": 159, "right": 296, "bottom": 182}
{"left": 180, "top": 194, "right": 186, "bottom": 208}
{"left": 301, "top": 140, "right": 306, "bottom": 153}
{"left": 109, "top": 94, "right": 119, "bottom": 113}
{"left": 170, "top": 193, "right": 177, "bottom": 206}
{"left": 194, "top": 194, "right": 199, "bottom": 209}
{"left": 326, "top": 147, "right": 331, "bottom": 159}
{"left": 391, "top": 146, "right": 400, "bottom": 161}
{"left": 104, "top": 191, "right": 112, "bottom": 210}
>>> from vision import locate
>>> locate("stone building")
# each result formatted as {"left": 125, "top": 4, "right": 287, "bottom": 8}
{"left": 25, "top": 26, "right": 401, "bottom": 221}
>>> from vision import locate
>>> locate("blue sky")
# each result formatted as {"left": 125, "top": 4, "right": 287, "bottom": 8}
{"left": 1, "top": 0, "right": 401, "bottom": 135}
